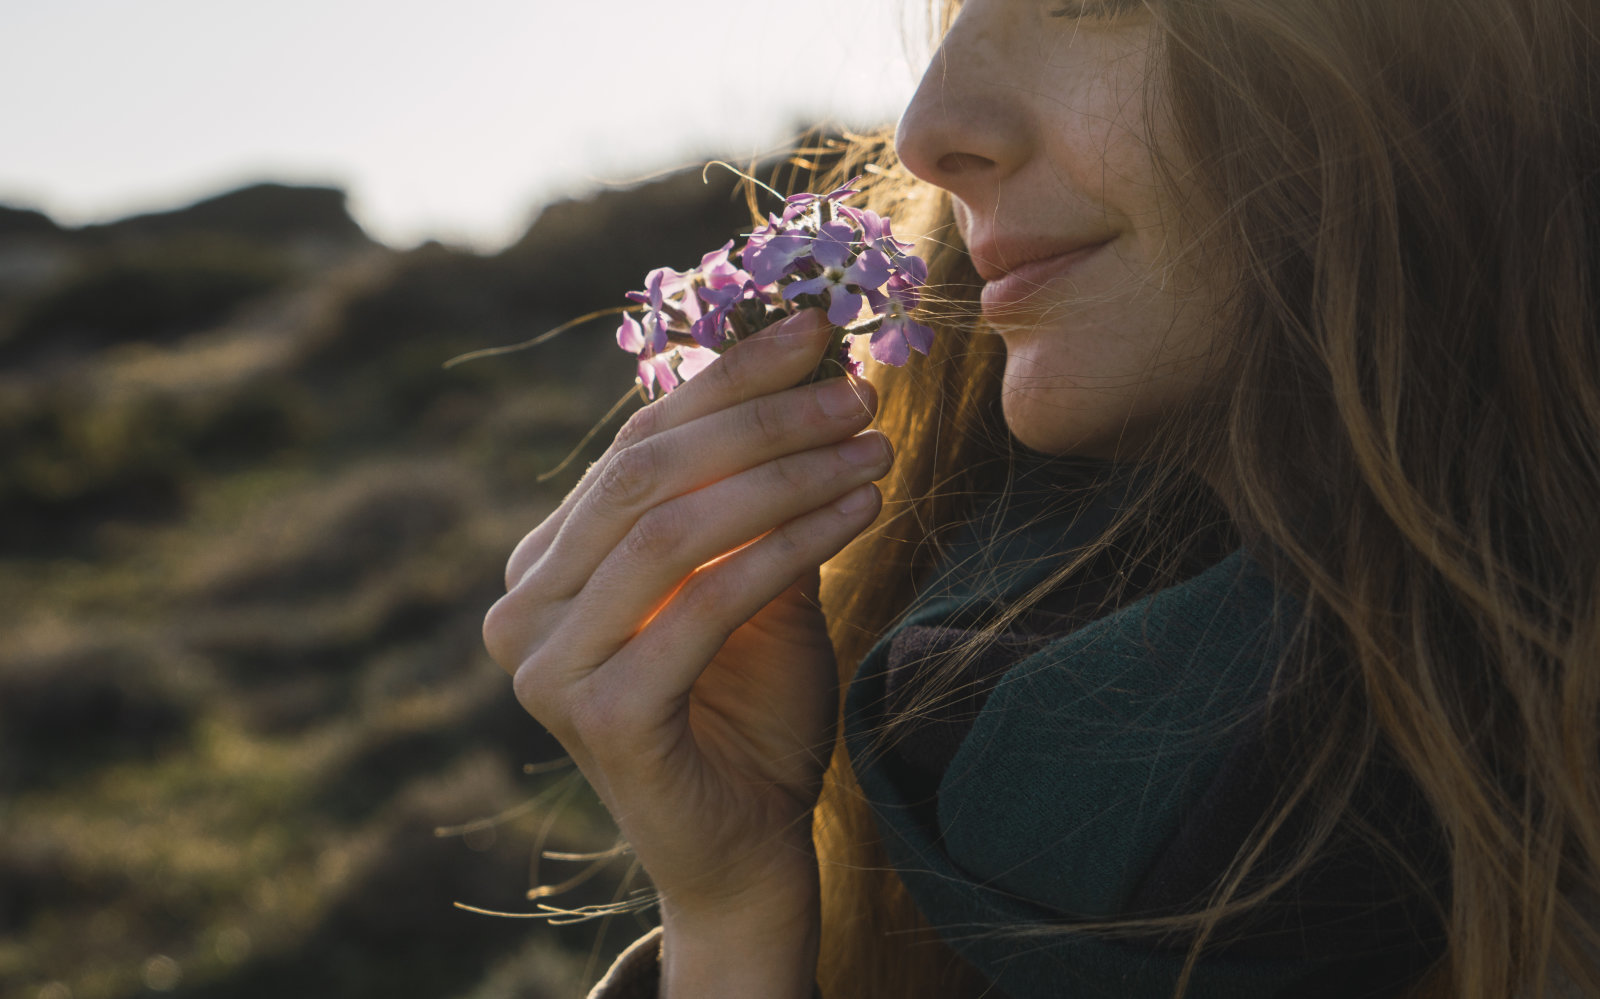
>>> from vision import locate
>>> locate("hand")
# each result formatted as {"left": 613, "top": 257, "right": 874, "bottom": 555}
{"left": 482, "top": 310, "right": 888, "bottom": 994}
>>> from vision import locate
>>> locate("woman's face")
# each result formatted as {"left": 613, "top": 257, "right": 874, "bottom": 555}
{"left": 896, "top": 0, "right": 1228, "bottom": 457}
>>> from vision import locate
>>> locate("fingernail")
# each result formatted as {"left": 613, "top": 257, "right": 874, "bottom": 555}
{"left": 839, "top": 432, "right": 890, "bottom": 467}
{"left": 818, "top": 377, "right": 873, "bottom": 418}
{"left": 836, "top": 482, "right": 878, "bottom": 515}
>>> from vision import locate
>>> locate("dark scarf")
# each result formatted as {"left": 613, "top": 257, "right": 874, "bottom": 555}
{"left": 842, "top": 467, "right": 1445, "bottom": 999}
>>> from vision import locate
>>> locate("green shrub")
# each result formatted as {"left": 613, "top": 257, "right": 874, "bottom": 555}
{"left": 7, "top": 237, "right": 293, "bottom": 358}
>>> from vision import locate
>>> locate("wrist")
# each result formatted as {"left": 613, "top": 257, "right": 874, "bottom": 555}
{"left": 658, "top": 869, "right": 820, "bottom": 999}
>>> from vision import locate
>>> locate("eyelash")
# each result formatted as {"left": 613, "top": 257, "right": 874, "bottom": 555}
{"left": 1047, "top": 0, "right": 1144, "bottom": 17}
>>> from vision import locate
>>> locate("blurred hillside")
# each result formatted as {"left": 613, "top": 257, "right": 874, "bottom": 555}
{"left": 0, "top": 167, "right": 765, "bottom": 998}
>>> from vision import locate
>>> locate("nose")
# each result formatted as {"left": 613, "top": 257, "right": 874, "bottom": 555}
{"left": 894, "top": 3, "right": 1033, "bottom": 197}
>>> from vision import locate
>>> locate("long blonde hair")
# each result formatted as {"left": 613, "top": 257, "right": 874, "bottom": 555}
{"left": 809, "top": 1, "right": 1600, "bottom": 996}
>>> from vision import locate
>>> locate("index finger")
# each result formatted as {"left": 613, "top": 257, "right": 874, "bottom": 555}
{"left": 503, "top": 309, "right": 834, "bottom": 588}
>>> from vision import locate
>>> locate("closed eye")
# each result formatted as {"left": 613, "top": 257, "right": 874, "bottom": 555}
{"left": 1048, "top": 0, "right": 1145, "bottom": 18}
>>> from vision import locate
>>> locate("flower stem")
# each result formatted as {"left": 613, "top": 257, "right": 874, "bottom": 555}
{"left": 802, "top": 325, "right": 854, "bottom": 385}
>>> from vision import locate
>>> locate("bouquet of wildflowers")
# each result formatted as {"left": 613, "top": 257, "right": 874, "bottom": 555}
{"left": 616, "top": 177, "right": 934, "bottom": 397}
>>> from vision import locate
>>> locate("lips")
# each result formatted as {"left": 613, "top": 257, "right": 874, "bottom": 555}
{"left": 968, "top": 235, "right": 1113, "bottom": 281}
{"left": 972, "top": 237, "right": 1113, "bottom": 317}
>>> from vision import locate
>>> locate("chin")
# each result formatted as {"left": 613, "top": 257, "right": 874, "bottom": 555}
{"left": 1002, "top": 392, "right": 1113, "bottom": 458}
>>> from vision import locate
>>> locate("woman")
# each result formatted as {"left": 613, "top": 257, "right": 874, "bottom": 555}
{"left": 482, "top": 0, "right": 1600, "bottom": 996}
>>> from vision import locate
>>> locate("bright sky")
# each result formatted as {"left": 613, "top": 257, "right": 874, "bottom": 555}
{"left": 0, "top": 0, "right": 931, "bottom": 251}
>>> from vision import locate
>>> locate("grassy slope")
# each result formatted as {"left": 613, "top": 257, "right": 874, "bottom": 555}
{"left": 0, "top": 168, "right": 761, "bottom": 998}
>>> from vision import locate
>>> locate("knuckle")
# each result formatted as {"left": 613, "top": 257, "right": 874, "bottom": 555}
{"left": 512, "top": 654, "right": 568, "bottom": 735}
{"left": 767, "top": 519, "right": 811, "bottom": 563}
{"left": 614, "top": 404, "right": 660, "bottom": 450}
{"left": 704, "top": 347, "right": 743, "bottom": 397}
{"left": 673, "top": 570, "right": 736, "bottom": 629}
{"left": 482, "top": 593, "right": 527, "bottom": 672}
{"left": 567, "top": 680, "right": 637, "bottom": 751}
{"left": 595, "top": 441, "right": 660, "bottom": 509}
{"left": 504, "top": 532, "right": 545, "bottom": 591}
{"left": 619, "top": 504, "right": 685, "bottom": 565}
{"left": 748, "top": 392, "right": 793, "bottom": 448}
{"left": 771, "top": 451, "right": 817, "bottom": 495}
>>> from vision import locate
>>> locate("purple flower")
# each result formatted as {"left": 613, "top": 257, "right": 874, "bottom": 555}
{"left": 696, "top": 240, "right": 746, "bottom": 290}
{"left": 889, "top": 251, "right": 928, "bottom": 290}
{"left": 616, "top": 312, "right": 674, "bottom": 398}
{"left": 869, "top": 309, "right": 935, "bottom": 366}
{"left": 838, "top": 205, "right": 915, "bottom": 263}
{"left": 625, "top": 266, "right": 697, "bottom": 349}
{"left": 692, "top": 278, "right": 759, "bottom": 349}
{"left": 782, "top": 221, "right": 894, "bottom": 327}
{"left": 616, "top": 311, "right": 661, "bottom": 356}
{"left": 624, "top": 267, "right": 678, "bottom": 318}
{"left": 611, "top": 177, "right": 934, "bottom": 398}
{"left": 865, "top": 273, "right": 934, "bottom": 366}
{"left": 637, "top": 351, "right": 680, "bottom": 397}
{"left": 743, "top": 214, "right": 813, "bottom": 287}
{"left": 675, "top": 345, "right": 718, "bottom": 381}
{"left": 779, "top": 175, "right": 863, "bottom": 222}
{"left": 666, "top": 239, "right": 754, "bottom": 349}
{"left": 832, "top": 336, "right": 866, "bottom": 380}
